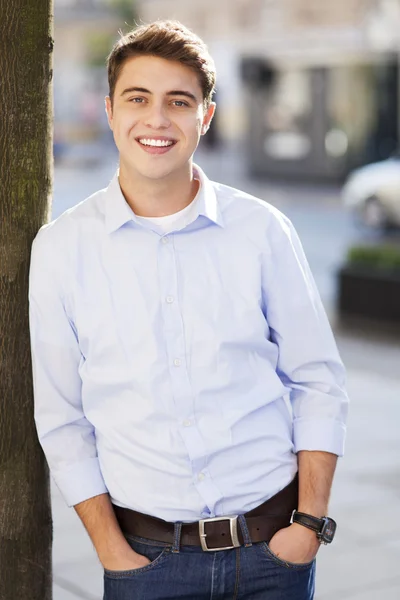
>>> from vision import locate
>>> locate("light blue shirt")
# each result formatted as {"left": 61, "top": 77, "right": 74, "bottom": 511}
{"left": 29, "top": 164, "right": 348, "bottom": 522}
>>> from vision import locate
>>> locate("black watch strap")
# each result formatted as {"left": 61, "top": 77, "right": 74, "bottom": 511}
{"left": 291, "top": 511, "right": 323, "bottom": 533}
{"left": 290, "top": 510, "right": 336, "bottom": 544}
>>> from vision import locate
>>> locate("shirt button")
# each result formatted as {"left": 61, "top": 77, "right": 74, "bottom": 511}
{"left": 162, "top": 237, "right": 169, "bottom": 244}
{"left": 183, "top": 419, "right": 191, "bottom": 427}
{"left": 166, "top": 296, "right": 174, "bottom": 304}
{"left": 198, "top": 473, "right": 206, "bottom": 482}
{"left": 174, "top": 358, "right": 181, "bottom": 367}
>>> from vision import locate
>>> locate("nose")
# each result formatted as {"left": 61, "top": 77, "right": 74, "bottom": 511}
{"left": 144, "top": 102, "right": 171, "bottom": 130}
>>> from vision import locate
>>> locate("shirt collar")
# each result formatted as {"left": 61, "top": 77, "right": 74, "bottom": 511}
{"left": 104, "top": 163, "right": 224, "bottom": 234}
{"left": 193, "top": 164, "right": 224, "bottom": 228}
{"left": 104, "top": 172, "right": 135, "bottom": 234}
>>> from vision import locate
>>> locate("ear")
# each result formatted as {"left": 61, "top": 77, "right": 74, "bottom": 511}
{"left": 105, "top": 96, "right": 113, "bottom": 130}
{"left": 201, "top": 102, "right": 216, "bottom": 135}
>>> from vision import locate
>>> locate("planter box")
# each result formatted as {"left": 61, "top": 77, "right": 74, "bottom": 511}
{"left": 338, "top": 265, "right": 400, "bottom": 322}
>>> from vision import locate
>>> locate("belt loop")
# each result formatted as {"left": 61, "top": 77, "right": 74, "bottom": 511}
{"left": 172, "top": 521, "right": 182, "bottom": 553}
{"left": 238, "top": 515, "right": 252, "bottom": 547}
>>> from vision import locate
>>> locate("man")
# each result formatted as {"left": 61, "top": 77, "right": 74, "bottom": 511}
{"left": 29, "top": 20, "right": 349, "bottom": 600}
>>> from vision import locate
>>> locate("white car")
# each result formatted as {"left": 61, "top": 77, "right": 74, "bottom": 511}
{"left": 341, "top": 155, "right": 400, "bottom": 228}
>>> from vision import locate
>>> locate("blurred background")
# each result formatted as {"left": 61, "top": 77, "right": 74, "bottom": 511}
{"left": 51, "top": 2, "right": 400, "bottom": 600}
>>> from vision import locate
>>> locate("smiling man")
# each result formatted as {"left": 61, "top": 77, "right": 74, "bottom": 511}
{"left": 29, "top": 21, "right": 349, "bottom": 600}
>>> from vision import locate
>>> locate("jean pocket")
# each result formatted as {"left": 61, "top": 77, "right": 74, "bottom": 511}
{"left": 104, "top": 538, "right": 171, "bottom": 580}
{"left": 258, "top": 542, "right": 316, "bottom": 570}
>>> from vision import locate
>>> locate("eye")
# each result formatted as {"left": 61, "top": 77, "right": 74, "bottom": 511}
{"left": 129, "top": 97, "right": 145, "bottom": 103}
{"left": 172, "top": 100, "right": 188, "bottom": 107}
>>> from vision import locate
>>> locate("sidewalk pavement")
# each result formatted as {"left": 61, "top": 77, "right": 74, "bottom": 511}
{"left": 52, "top": 320, "right": 400, "bottom": 600}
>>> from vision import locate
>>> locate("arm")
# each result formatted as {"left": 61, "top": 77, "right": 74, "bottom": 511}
{"left": 74, "top": 494, "right": 150, "bottom": 570}
{"left": 297, "top": 450, "right": 337, "bottom": 516}
{"left": 269, "top": 450, "right": 338, "bottom": 563}
{"left": 261, "top": 210, "right": 349, "bottom": 459}
{"left": 261, "top": 211, "right": 348, "bottom": 560}
{"left": 29, "top": 227, "right": 147, "bottom": 569}
{"left": 29, "top": 227, "right": 108, "bottom": 505}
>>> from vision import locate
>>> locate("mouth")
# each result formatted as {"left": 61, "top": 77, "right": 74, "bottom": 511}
{"left": 135, "top": 136, "right": 177, "bottom": 155}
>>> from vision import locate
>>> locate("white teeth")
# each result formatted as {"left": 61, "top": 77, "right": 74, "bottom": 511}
{"left": 139, "top": 138, "right": 173, "bottom": 147}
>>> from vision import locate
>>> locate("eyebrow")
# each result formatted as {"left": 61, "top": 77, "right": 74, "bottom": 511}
{"left": 120, "top": 87, "right": 198, "bottom": 102}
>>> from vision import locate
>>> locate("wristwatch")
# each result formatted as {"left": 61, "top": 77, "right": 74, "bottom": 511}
{"left": 290, "top": 510, "right": 337, "bottom": 544}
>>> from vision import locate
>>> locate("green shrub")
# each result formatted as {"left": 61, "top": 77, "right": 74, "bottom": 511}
{"left": 347, "top": 244, "right": 400, "bottom": 270}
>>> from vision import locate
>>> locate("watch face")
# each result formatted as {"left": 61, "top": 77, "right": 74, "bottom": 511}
{"left": 320, "top": 518, "right": 336, "bottom": 543}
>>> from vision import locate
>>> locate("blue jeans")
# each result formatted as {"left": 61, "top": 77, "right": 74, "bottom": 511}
{"left": 103, "top": 522, "right": 316, "bottom": 599}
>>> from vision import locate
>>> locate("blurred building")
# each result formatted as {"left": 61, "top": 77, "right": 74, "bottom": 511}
{"left": 138, "top": 0, "right": 400, "bottom": 180}
{"left": 54, "top": 0, "right": 121, "bottom": 150}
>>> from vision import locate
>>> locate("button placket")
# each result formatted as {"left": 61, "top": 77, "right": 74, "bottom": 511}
{"left": 157, "top": 233, "right": 222, "bottom": 515}
{"left": 158, "top": 235, "right": 192, "bottom": 402}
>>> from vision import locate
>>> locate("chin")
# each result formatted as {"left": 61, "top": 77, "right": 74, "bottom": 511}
{"left": 139, "top": 165, "right": 176, "bottom": 180}
{"left": 139, "top": 159, "right": 189, "bottom": 181}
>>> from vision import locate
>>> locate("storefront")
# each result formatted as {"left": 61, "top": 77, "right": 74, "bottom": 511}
{"left": 242, "top": 56, "right": 399, "bottom": 181}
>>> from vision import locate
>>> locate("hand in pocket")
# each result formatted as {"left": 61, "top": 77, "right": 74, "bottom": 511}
{"left": 268, "top": 524, "right": 320, "bottom": 565}
{"left": 102, "top": 548, "right": 151, "bottom": 572}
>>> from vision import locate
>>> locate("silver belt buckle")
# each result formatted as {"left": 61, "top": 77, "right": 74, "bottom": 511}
{"left": 199, "top": 515, "right": 240, "bottom": 551}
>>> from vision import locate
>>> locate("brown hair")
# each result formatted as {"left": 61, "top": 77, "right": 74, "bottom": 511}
{"left": 107, "top": 21, "right": 216, "bottom": 107}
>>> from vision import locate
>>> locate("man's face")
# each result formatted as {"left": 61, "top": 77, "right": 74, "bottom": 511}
{"left": 105, "top": 55, "right": 215, "bottom": 181}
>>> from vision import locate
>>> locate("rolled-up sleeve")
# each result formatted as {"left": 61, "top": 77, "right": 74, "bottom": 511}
{"left": 262, "top": 210, "right": 349, "bottom": 456}
{"left": 29, "top": 226, "right": 108, "bottom": 506}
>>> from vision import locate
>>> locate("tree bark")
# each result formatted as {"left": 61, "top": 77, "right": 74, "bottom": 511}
{"left": 0, "top": 1, "right": 53, "bottom": 599}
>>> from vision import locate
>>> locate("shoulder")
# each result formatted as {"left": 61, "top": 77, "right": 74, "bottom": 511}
{"left": 30, "top": 187, "right": 108, "bottom": 285}
{"left": 32, "top": 187, "right": 107, "bottom": 254}
{"left": 212, "top": 180, "right": 293, "bottom": 235}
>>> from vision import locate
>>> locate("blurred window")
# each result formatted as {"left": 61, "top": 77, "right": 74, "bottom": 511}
{"left": 264, "top": 69, "right": 312, "bottom": 132}
{"left": 263, "top": 69, "right": 313, "bottom": 160}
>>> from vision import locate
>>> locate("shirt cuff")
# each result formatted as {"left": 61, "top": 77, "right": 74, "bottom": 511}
{"left": 52, "top": 457, "right": 108, "bottom": 506}
{"left": 293, "top": 418, "right": 347, "bottom": 457}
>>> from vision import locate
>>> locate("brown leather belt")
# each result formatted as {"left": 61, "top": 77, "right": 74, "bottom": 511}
{"left": 113, "top": 474, "right": 298, "bottom": 552}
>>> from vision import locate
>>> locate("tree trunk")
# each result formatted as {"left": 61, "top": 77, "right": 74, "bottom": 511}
{"left": 0, "top": 1, "right": 53, "bottom": 599}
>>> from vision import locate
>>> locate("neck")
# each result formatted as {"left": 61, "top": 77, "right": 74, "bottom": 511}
{"left": 118, "top": 161, "right": 199, "bottom": 217}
